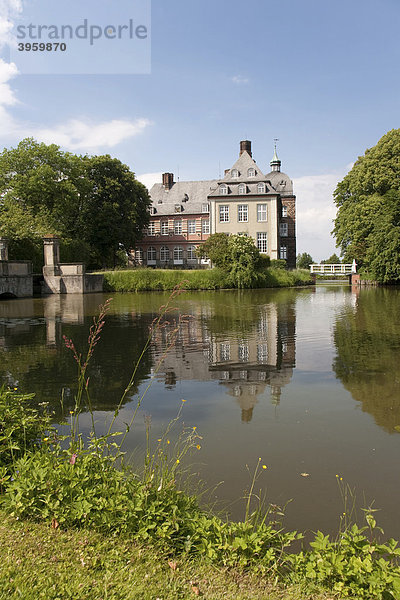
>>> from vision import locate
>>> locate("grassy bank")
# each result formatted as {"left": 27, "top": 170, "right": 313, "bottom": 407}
{"left": 0, "top": 512, "right": 332, "bottom": 600}
{"left": 102, "top": 267, "right": 313, "bottom": 292}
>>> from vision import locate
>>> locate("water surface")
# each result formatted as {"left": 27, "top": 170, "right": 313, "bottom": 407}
{"left": 1, "top": 285, "right": 400, "bottom": 538}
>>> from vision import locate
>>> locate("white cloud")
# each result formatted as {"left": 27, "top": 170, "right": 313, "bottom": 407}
{"left": 34, "top": 118, "right": 152, "bottom": 152}
{"left": 294, "top": 170, "right": 347, "bottom": 262}
{"left": 0, "top": 0, "right": 22, "bottom": 48}
{"left": 0, "top": 2, "right": 152, "bottom": 152}
{"left": 136, "top": 172, "right": 162, "bottom": 190}
{"left": 231, "top": 75, "right": 249, "bottom": 85}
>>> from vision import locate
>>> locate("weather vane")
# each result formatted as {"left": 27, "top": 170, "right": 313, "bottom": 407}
{"left": 274, "top": 138, "right": 279, "bottom": 151}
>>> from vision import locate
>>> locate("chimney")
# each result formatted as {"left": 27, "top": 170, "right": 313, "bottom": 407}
{"left": 240, "top": 140, "right": 252, "bottom": 157}
{"left": 162, "top": 172, "right": 174, "bottom": 190}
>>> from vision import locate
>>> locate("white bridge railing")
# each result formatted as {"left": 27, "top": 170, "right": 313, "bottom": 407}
{"left": 310, "top": 260, "right": 357, "bottom": 275}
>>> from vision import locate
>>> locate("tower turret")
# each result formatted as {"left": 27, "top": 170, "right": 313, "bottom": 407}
{"left": 270, "top": 141, "right": 281, "bottom": 172}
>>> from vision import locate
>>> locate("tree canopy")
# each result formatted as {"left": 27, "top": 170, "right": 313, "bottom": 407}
{"left": 321, "top": 253, "right": 341, "bottom": 264}
{"left": 196, "top": 233, "right": 268, "bottom": 288}
{"left": 0, "top": 138, "right": 150, "bottom": 269}
{"left": 333, "top": 129, "right": 400, "bottom": 282}
{"left": 296, "top": 252, "right": 313, "bottom": 269}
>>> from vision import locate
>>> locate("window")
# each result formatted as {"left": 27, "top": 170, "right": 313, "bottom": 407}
{"left": 219, "top": 184, "right": 228, "bottom": 195}
{"left": 147, "top": 246, "right": 156, "bottom": 261}
{"left": 220, "top": 342, "right": 231, "bottom": 361}
{"left": 238, "top": 183, "right": 246, "bottom": 195}
{"left": 187, "top": 245, "right": 196, "bottom": 260}
{"left": 202, "top": 219, "right": 210, "bottom": 234}
{"left": 257, "top": 183, "right": 265, "bottom": 193}
{"left": 238, "top": 204, "right": 248, "bottom": 222}
{"left": 257, "top": 344, "right": 268, "bottom": 363}
{"left": 174, "top": 219, "right": 182, "bottom": 235}
{"left": 247, "top": 167, "right": 255, "bottom": 177}
{"left": 257, "top": 204, "right": 267, "bottom": 222}
{"left": 280, "top": 245, "right": 288, "bottom": 259}
{"left": 173, "top": 246, "right": 183, "bottom": 261}
{"left": 188, "top": 219, "right": 196, "bottom": 234}
{"left": 174, "top": 204, "right": 182, "bottom": 213}
{"left": 238, "top": 344, "right": 249, "bottom": 362}
{"left": 280, "top": 223, "right": 288, "bottom": 237}
{"left": 147, "top": 222, "right": 155, "bottom": 236}
{"left": 257, "top": 232, "right": 268, "bottom": 253}
{"left": 161, "top": 220, "right": 168, "bottom": 235}
{"left": 135, "top": 247, "right": 143, "bottom": 263}
{"left": 282, "top": 205, "right": 288, "bottom": 217}
{"left": 219, "top": 205, "right": 229, "bottom": 222}
{"left": 202, "top": 203, "right": 209, "bottom": 213}
{"left": 149, "top": 206, "right": 156, "bottom": 215}
{"left": 160, "top": 246, "right": 170, "bottom": 261}
{"left": 231, "top": 169, "right": 239, "bottom": 178}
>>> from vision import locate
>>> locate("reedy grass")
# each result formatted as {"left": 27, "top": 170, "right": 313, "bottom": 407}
{"left": 101, "top": 267, "right": 312, "bottom": 292}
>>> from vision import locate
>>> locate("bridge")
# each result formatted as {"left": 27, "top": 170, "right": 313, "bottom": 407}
{"left": 310, "top": 260, "right": 357, "bottom": 276}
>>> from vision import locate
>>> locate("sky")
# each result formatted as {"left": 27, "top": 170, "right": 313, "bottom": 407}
{"left": 1, "top": 0, "right": 399, "bottom": 261}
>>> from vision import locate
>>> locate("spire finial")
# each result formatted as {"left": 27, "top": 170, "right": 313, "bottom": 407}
{"left": 270, "top": 138, "right": 281, "bottom": 172}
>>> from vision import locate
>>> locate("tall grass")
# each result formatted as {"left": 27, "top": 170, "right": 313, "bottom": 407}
{"left": 102, "top": 267, "right": 312, "bottom": 292}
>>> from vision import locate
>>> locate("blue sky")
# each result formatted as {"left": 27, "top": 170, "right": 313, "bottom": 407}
{"left": 1, "top": 0, "right": 399, "bottom": 260}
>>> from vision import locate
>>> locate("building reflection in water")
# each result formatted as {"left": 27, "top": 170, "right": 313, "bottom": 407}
{"left": 153, "top": 300, "right": 296, "bottom": 422}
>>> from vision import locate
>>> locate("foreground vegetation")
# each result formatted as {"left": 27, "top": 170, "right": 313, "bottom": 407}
{"left": 0, "top": 512, "right": 333, "bottom": 600}
{"left": 1, "top": 298, "right": 400, "bottom": 599}
{"left": 102, "top": 266, "right": 312, "bottom": 292}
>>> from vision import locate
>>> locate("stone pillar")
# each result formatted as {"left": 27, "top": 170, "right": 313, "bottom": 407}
{"left": 0, "top": 238, "right": 9, "bottom": 261}
{"left": 43, "top": 236, "right": 60, "bottom": 267}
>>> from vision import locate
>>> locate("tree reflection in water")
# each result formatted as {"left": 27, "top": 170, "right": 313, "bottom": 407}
{"left": 333, "top": 287, "right": 400, "bottom": 433}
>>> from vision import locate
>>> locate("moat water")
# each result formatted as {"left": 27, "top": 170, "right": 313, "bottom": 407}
{"left": 1, "top": 285, "right": 400, "bottom": 538}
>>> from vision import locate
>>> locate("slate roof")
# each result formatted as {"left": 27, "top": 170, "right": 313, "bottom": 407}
{"left": 149, "top": 179, "right": 218, "bottom": 216}
{"left": 265, "top": 170, "right": 294, "bottom": 195}
{"left": 222, "top": 150, "right": 266, "bottom": 183}
{"left": 208, "top": 180, "right": 277, "bottom": 197}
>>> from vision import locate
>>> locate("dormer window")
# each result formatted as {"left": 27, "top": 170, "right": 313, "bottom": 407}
{"left": 202, "top": 203, "right": 209, "bottom": 213}
{"left": 220, "top": 184, "right": 228, "bottom": 195}
{"left": 247, "top": 168, "right": 256, "bottom": 177}
{"left": 231, "top": 169, "right": 239, "bottom": 178}
{"left": 257, "top": 183, "right": 265, "bottom": 193}
{"left": 174, "top": 204, "right": 182, "bottom": 213}
{"left": 238, "top": 184, "right": 246, "bottom": 195}
{"left": 149, "top": 206, "right": 156, "bottom": 215}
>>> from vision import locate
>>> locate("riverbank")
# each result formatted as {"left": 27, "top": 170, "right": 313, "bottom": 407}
{"left": 0, "top": 512, "right": 333, "bottom": 600}
{"left": 102, "top": 267, "right": 313, "bottom": 292}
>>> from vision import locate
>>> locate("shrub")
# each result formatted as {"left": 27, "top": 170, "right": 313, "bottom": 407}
{"left": 0, "top": 388, "right": 52, "bottom": 471}
{"left": 288, "top": 523, "right": 400, "bottom": 599}
{"left": 270, "top": 259, "right": 287, "bottom": 270}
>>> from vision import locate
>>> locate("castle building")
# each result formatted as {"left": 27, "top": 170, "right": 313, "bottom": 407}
{"left": 137, "top": 140, "right": 296, "bottom": 269}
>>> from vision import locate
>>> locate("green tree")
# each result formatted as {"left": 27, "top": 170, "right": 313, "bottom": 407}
{"left": 296, "top": 252, "right": 313, "bottom": 269}
{"left": 333, "top": 129, "right": 400, "bottom": 282}
{"left": 196, "top": 233, "right": 231, "bottom": 270}
{"left": 82, "top": 155, "right": 150, "bottom": 267}
{"left": 196, "top": 233, "right": 264, "bottom": 288}
{"left": 0, "top": 138, "right": 150, "bottom": 269}
{"left": 321, "top": 253, "right": 341, "bottom": 264}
